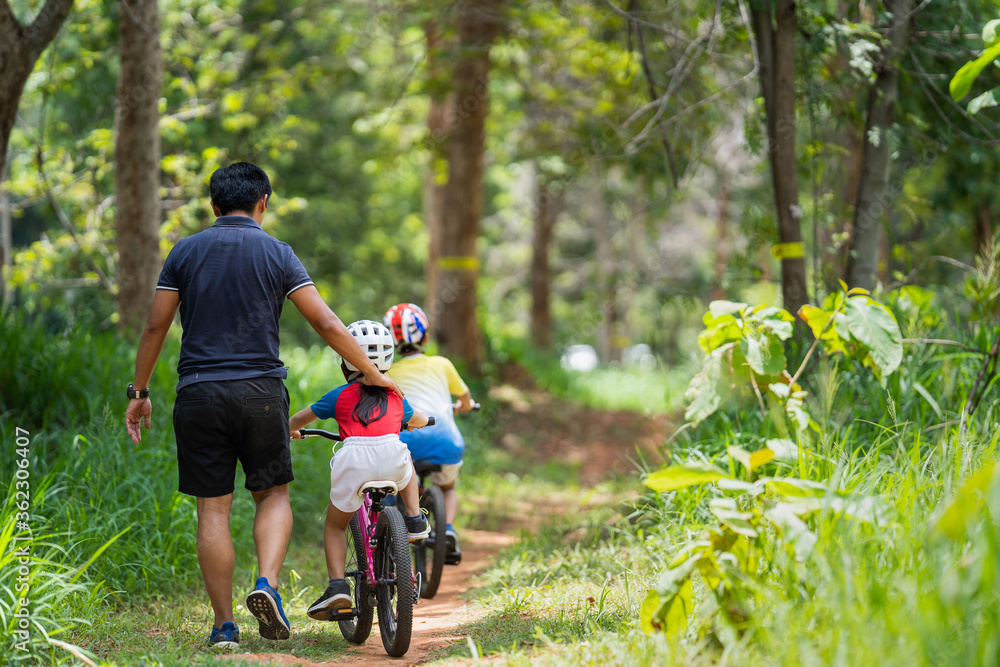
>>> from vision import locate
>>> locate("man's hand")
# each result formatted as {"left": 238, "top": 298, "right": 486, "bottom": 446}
{"left": 290, "top": 429, "right": 303, "bottom": 440}
{"left": 126, "top": 398, "right": 152, "bottom": 444}
{"left": 359, "top": 371, "right": 404, "bottom": 398}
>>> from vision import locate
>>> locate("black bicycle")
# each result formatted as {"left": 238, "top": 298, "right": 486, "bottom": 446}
{"left": 409, "top": 403, "right": 479, "bottom": 599}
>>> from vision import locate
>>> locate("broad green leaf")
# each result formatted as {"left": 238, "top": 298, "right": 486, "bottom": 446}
{"left": 764, "top": 477, "right": 829, "bottom": 497}
{"left": 710, "top": 498, "right": 759, "bottom": 537}
{"left": 766, "top": 438, "right": 799, "bottom": 462}
{"left": 640, "top": 589, "right": 662, "bottom": 634}
{"left": 764, "top": 503, "right": 817, "bottom": 561}
{"left": 950, "top": 42, "right": 1000, "bottom": 101}
{"left": 983, "top": 18, "right": 1000, "bottom": 47}
{"left": 728, "top": 446, "right": 752, "bottom": 470}
{"left": 968, "top": 85, "right": 1000, "bottom": 115}
{"left": 717, "top": 478, "right": 766, "bottom": 495}
{"left": 844, "top": 296, "right": 902, "bottom": 381}
{"left": 728, "top": 446, "right": 774, "bottom": 473}
{"left": 684, "top": 349, "right": 730, "bottom": 425}
{"left": 741, "top": 331, "right": 786, "bottom": 376}
{"left": 708, "top": 300, "right": 748, "bottom": 318}
{"left": 936, "top": 462, "right": 1000, "bottom": 539}
{"left": 646, "top": 462, "right": 729, "bottom": 491}
{"left": 798, "top": 304, "right": 834, "bottom": 339}
{"left": 658, "top": 579, "right": 693, "bottom": 638}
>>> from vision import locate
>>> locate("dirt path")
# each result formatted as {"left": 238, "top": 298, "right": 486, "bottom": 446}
{"left": 219, "top": 529, "right": 512, "bottom": 667}
{"left": 219, "top": 366, "right": 673, "bottom": 666}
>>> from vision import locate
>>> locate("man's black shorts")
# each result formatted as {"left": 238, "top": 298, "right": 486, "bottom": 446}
{"left": 173, "top": 377, "right": 293, "bottom": 497}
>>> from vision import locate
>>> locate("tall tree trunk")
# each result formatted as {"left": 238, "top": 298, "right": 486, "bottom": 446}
{"left": 751, "top": 0, "right": 808, "bottom": 317}
{"left": 530, "top": 174, "right": 562, "bottom": 351}
{"left": 0, "top": 0, "right": 75, "bottom": 183}
{"left": 424, "top": 20, "right": 449, "bottom": 335}
{"left": 844, "top": 0, "right": 916, "bottom": 290}
{"left": 434, "top": 0, "right": 504, "bottom": 371}
{"left": 114, "top": 0, "right": 162, "bottom": 336}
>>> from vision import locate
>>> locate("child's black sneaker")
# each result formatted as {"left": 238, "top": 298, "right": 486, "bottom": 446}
{"left": 405, "top": 510, "right": 430, "bottom": 542}
{"left": 445, "top": 525, "right": 460, "bottom": 557}
{"left": 307, "top": 578, "right": 353, "bottom": 621}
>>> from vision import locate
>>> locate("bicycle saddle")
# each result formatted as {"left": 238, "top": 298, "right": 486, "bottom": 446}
{"left": 412, "top": 459, "right": 442, "bottom": 475}
{"left": 361, "top": 480, "right": 399, "bottom": 494}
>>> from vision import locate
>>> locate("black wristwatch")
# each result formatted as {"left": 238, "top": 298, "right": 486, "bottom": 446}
{"left": 126, "top": 383, "right": 150, "bottom": 400}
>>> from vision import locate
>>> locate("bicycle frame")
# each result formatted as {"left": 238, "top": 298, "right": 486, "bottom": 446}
{"left": 299, "top": 429, "right": 415, "bottom": 607}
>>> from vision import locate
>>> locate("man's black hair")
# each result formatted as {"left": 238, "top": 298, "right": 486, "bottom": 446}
{"left": 209, "top": 162, "right": 273, "bottom": 216}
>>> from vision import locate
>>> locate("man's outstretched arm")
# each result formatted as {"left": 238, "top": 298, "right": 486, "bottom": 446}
{"left": 126, "top": 290, "right": 180, "bottom": 444}
{"left": 289, "top": 286, "right": 403, "bottom": 396}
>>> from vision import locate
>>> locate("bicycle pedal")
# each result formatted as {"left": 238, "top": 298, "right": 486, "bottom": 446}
{"left": 445, "top": 553, "right": 462, "bottom": 565}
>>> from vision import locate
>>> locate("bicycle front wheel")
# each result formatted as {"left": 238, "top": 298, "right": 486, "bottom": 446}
{"left": 413, "top": 484, "right": 447, "bottom": 598}
{"left": 375, "top": 507, "right": 414, "bottom": 657}
{"left": 338, "top": 514, "right": 374, "bottom": 644}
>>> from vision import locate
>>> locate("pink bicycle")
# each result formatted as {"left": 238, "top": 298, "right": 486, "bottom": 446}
{"left": 300, "top": 425, "right": 432, "bottom": 657}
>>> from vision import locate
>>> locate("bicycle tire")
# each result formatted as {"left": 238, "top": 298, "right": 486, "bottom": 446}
{"left": 413, "top": 485, "right": 447, "bottom": 598}
{"left": 338, "top": 514, "right": 374, "bottom": 644}
{"left": 375, "top": 507, "right": 413, "bottom": 657}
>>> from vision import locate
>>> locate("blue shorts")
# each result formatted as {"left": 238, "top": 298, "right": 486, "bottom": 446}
{"left": 400, "top": 417, "right": 465, "bottom": 465}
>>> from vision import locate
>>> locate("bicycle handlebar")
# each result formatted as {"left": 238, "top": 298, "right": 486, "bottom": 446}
{"left": 299, "top": 428, "right": 341, "bottom": 441}
{"left": 298, "top": 416, "right": 436, "bottom": 441}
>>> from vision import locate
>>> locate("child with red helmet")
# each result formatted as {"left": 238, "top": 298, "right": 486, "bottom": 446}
{"left": 288, "top": 320, "right": 430, "bottom": 620}
{"left": 383, "top": 303, "right": 475, "bottom": 561}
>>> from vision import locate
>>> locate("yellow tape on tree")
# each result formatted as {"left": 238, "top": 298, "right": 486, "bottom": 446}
{"left": 771, "top": 242, "right": 805, "bottom": 260}
{"left": 437, "top": 256, "right": 479, "bottom": 271}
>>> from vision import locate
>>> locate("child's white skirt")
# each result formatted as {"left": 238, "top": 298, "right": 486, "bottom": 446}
{"left": 329, "top": 434, "right": 412, "bottom": 513}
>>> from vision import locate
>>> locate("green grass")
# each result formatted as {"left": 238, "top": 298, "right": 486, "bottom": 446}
{"left": 496, "top": 337, "right": 690, "bottom": 416}
{"left": 7, "top": 307, "right": 1000, "bottom": 666}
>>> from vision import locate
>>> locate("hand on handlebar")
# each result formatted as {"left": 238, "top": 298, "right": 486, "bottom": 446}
{"left": 290, "top": 429, "right": 302, "bottom": 440}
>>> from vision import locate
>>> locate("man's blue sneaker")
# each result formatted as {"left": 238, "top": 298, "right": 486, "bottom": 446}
{"left": 246, "top": 577, "right": 291, "bottom": 640}
{"left": 208, "top": 621, "right": 240, "bottom": 649}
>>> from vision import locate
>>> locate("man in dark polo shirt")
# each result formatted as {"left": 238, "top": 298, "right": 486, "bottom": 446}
{"left": 124, "top": 162, "right": 401, "bottom": 648}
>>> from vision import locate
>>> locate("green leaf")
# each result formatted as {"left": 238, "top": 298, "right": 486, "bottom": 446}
{"left": 742, "top": 331, "right": 786, "bottom": 376}
{"left": 710, "top": 498, "right": 759, "bottom": 538}
{"left": 640, "top": 589, "right": 662, "bottom": 634}
{"left": 764, "top": 477, "right": 829, "bottom": 497}
{"left": 950, "top": 42, "right": 1000, "bottom": 101}
{"left": 936, "top": 462, "right": 1000, "bottom": 539}
{"left": 968, "top": 85, "right": 1000, "bottom": 115}
{"left": 844, "top": 296, "right": 902, "bottom": 382}
{"left": 646, "top": 462, "right": 730, "bottom": 492}
{"left": 708, "top": 300, "right": 748, "bottom": 318}
{"left": 728, "top": 446, "right": 775, "bottom": 473}
{"left": 763, "top": 503, "right": 817, "bottom": 561}
{"left": 684, "top": 349, "right": 730, "bottom": 425}
{"left": 983, "top": 18, "right": 1000, "bottom": 47}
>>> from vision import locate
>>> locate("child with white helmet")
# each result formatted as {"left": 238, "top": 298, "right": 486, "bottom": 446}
{"left": 288, "top": 319, "right": 430, "bottom": 620}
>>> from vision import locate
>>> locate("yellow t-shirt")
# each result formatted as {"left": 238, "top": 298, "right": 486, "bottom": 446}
{"left": 387, "top": 354, "right": 469, "bottom": 421}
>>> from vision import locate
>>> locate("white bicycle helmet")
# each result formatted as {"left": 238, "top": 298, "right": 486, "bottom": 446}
{"left": 343, "top": 320, "right": 395, "bottom": 372}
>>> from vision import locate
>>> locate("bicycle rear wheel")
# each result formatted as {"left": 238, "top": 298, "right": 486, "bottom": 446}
{"left": 412, "top": 485, "right": 447, "bottom": 598}
{"left": 375, "top": 507, "right": 413, "bottom": 657}
{"left": 338, "top": 514, "right": 374, "bottom": 644}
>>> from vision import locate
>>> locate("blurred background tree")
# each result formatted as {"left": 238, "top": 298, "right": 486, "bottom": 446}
{"left": 2, "top": 0, "right": 998, "bottom": 372}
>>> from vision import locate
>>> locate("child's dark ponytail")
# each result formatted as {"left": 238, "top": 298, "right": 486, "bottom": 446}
{"left": 353, "top": 383, "right": 389, "bottom": 426}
